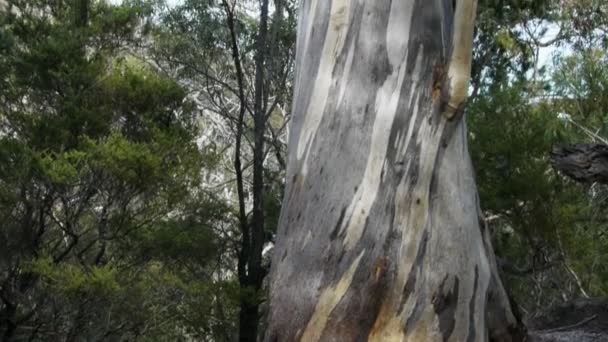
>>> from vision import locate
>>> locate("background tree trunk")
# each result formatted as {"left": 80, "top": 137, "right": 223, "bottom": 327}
{"left": 74, "top": 0, "right": 89, "bottom": 27}
{"left": 222, "top": 0, "right": 271, "bottom": 340}
{"left": 238, "top": 0, "right": 270, "bottom": 340}
{"left": 265, "top": 0, "right": 524, "bottom": 341}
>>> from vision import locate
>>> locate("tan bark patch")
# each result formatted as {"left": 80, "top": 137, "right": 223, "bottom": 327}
{"left": 300, "top": 251, "right": 365, "bottom": 341}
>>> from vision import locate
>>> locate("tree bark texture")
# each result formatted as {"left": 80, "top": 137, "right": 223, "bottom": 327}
{"left": 551, "top": 144, "right": 608, "bottom": 184}
{"left": 265, "top": 0, "right": 524, "bottom": 341}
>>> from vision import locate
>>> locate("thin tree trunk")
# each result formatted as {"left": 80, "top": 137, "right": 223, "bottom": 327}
{"left": 225, "top": 0, "right": 271, "bottom": 340}
{"left": 239, "top": 0, "right": 270, "bottom": 339}
{"left": 221, "top": 1, "right": 256, "bottom": 341}
{"left": 251, "top": 0, "right": 270, "bottom": 291}
{"left": 221, "top": 0, "right": 249, "bottom": 282}
{"left": 1, "top": 302, "right": 17, "bottom": 342}
{"left": 74, "top": 0, "right": 88, "bottom": 27}
{"left": 265, "top": 1, "right": 523, "bottom": 341}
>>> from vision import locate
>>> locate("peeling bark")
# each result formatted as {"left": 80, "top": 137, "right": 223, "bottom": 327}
{"left": 265, "top": 1, "right": 522, "bottom": 341}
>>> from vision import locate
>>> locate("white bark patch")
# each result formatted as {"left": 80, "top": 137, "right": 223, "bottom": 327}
{"left": 301, "top": 230, "right": 313, "bottom": 249}
{"left": 336, "top": 37, "right": 357, "bottom": 106}
{"left": 338, "top": 6, "right": 415, "bottom": 251}
{"left": 386, "top": 0, "right": 415, "bottom": 67}
{"left": 445, "top": 0, "right": 477, "bottom": 118}
{"left": 341, "top": 57, "right": 409, "bottom": 250}
{"left": 398, "top": 91, "right": 421, "bottom": 158}
{"left": 300, "top": 250, "right": 365, "bottom": 341}
{"left": 296, "top": 0, "right": 351, "bottom": 177}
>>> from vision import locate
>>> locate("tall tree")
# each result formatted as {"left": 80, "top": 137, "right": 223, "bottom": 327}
{"left": 265, "top": 1, "right": 523, "bottom": 341}
{"left": 239, "top": 0, "right": 270, "bottom": 339}
{"left": 0, "top": 1, "right": 227, "bottom": 340}
{"left": 152, "top": 0, "right": 297, "bottom": 339}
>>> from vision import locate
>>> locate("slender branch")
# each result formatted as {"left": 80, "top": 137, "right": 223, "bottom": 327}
{"left": 565, "top": 116, "right": 608, "bottom": 145}
{"left": 497, "top": 257, "right": 559, "bottom": 277}
{"left": 221, "top": 0, "right": 249, "bottom": 284}
{"left": 534, "top": 315, "right": 597, "bottom": 333}
{"left": 251, "top": 0, "right": 270, "bottom": 286}
{"left": 556, "top": 228, "right": 590, "bottom": 298}
{"left": 444, "top": 0, "right": 478, "bottom": 118}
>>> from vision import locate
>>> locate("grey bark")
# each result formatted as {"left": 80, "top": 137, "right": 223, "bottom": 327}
{"left": 265, "top": 0, "right": 523, "bottom": 341}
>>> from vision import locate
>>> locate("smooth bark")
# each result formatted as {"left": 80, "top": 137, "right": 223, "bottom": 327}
{"left": 265, "top": 0, "right": 523, "bottom": 341}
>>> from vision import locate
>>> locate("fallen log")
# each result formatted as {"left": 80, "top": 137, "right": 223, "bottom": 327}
{"left": 551, "top": 144, "right": 608, "bottom": 183}
{"left": 527, "top": 298, "right": 608, "bottom": 342}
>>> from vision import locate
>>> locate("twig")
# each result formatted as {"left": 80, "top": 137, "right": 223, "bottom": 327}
{"left": 534, "top": 315, "right": 597, "bottom": 333}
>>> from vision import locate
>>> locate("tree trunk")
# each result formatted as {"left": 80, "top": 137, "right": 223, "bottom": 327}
{"left": 74, "top": 0, "right": 89, "bottom": 27}
{"left": 1, "top": 303, "right": 17, "bottom": 342}
{"left": 238, "top": 0, "right": 270, "bottom": 340}
{"left": 265, "top": 1, "right": 524, "bottom": 341}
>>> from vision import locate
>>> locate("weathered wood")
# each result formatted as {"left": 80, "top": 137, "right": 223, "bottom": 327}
{"left": 265, "top": 0, "right": 523, "bottom": 341}
{"left": 527, "top": 298, "right": 608, "bottom": 342}
{"left": 551, "top": 144, "right": 608, "bottom": 184}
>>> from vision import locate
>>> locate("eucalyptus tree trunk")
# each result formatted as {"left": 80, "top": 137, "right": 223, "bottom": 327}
{"left": 265, "top": 1, "right": 524, "bottom": 341}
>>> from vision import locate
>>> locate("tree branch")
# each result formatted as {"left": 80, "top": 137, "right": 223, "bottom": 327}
{"left": 444, "top": 0, "right": 478, "bottom": 119}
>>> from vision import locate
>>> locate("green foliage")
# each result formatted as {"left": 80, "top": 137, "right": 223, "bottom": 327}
{"left": 469, "top": 47, "right": 608, "bottom": 313}
{"left": 152, "top": 2, "right": 296, "bottom": 338}
{"left": 0, "top": 0, "right": 235, "bottom": 340}
{"left": 28, "top": 257, "right": 121, "bottom": 295}
{"left": 473, "top": 0, "right": 557, "bottom": 91}
{"left": 552, "top": 49, "right": 608, "bottom": 135}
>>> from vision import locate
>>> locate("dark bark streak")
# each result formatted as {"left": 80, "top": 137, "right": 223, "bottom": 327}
{"left": 433, "top": 275, "right": 460, "bottom": 341}
{"left": 399, "top": 229, "right": 430, "bottom": 316}
{"left": 320, "top": 257, "right": 391, "bottom": 342}
{"left": 329, "top": 206, "right": 348, "bottom": 241}
{"left": 466, "top": 267, "right": 479, "bottom": 342}
{"left": 401, "top": 228, "right": 431, "bottom": 337}
{"left": 404, "top": 295, "right": 426, "bottom": 336}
